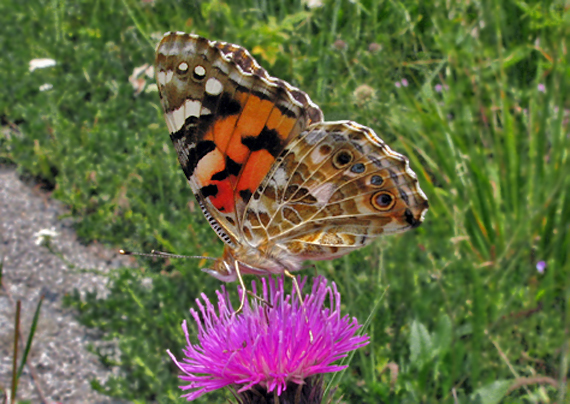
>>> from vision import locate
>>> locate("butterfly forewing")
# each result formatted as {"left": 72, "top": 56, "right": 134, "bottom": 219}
{"left": 155, "top": 32, "right": 322, "bottom": 247}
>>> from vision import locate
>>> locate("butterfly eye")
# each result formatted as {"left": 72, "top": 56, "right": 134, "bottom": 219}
{"left": 370, "top": 175, "right": 384, "bottom": 186}
{"left": 333, "top": 150, "right": 353, "bottom": 169}
{"left": 350, "top": 163, "right": 365, "bottom": 173}
{"left": 371, "top": 191, "right": 395, "bottom": 211}
{"left": 192, "top": 65, "right": 207, "bottom": 81}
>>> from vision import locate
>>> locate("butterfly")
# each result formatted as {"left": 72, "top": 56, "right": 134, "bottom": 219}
{"left": 155, "top": 32, "right": 429, "bottom": 288}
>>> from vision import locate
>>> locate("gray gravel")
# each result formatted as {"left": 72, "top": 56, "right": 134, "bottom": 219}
{"left": 0, "top": 167, "right": 131, "bottom": 404}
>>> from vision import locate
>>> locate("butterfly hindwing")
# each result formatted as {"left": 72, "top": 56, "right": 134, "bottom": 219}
{"left": 241, "top": 121, "right": 429, "bottom": 260}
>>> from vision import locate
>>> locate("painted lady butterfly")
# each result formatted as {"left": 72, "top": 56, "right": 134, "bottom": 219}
{"left": 155, "top": 32, "right": 429, "bottom": 285}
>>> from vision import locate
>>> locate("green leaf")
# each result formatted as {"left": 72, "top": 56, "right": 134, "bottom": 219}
{"left": 409, "top": 320, "right": 433, "bottom": 367}
{"left": 433, "top": 314, "right": 452, "bottom": 354}
{"left": 470, "top": 380, "right": 511, "bottom": 404}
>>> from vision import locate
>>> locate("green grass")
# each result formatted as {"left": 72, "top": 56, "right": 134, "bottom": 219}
{"left": 1, "top": 0, "right": 569, "bottom": 403}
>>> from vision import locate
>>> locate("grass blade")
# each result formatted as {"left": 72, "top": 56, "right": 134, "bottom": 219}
{"left": 11, "top": 301, "right": 21, "bottom": 403}
{"left": 16, "top": 295, "right": 44, "bottom": 381}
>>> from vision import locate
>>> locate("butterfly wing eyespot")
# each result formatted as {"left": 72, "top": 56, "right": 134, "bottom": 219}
{"left": 332, "top": 149, "right": 353, "bottom": 169}
{"left": 370, "top": 175, "right": 384, "bottom": 186}
{"left": 371, "top": 191, "right": 395, "bottom": 211}
{"left": 350, "top": 163, "right": 366, "bottom": 173}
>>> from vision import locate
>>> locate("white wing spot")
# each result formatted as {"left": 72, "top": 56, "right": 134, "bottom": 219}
{"left": 157, "top": 71, "right": 167, "bottom": 86}
{"left": 205, "top": 77, "right": 223, "bottom": 95}
{"left": 168, "top": 99, "right": 202, "bottom": 132}
{"left": 310, "top": 147, "right": 328, "bottom": 164}
{"left": 169, "top": 108, "right": 185, "bottom": 133}
{"left": 164, "top": 112, "right": 175, "bottom": 133}
{"left": 157, "top": 46, "right": 180, "bottom": 56}
{"left": 201, "top": 107, "right": 212, "bottom": 115}
{"left": 271, "top": 167, "right": 288, "bottom": 187}
{"left": 164, "top": 70, "right": 174, "bottom": 83}
{"left": 184, "top": 99, "right": 202, "bottom": 118}
{"left": 311, "top": 183, "right": 336, "bottom": 205}
{"left": 178, "top": 62, "right": 189, "bottom": 71}
{"left": 212, "top": 58, "right": 230, "bottom": 74}
{"left": 194, "top": 65, "right": 206, "bottom": 77}
{"left": 305, "top": 129, "right": 327, "bottom": 145}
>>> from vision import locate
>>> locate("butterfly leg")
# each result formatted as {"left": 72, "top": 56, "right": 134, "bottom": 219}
{"left": 247, "top": 290, "right": 273, "bottom": 308}
{"left": 300, "top": 263, "right": 318, "bottom": 277}
{"left": 234, "top": 260, "right": 247, "bottom": 314}
{"left": 284, "top": 269, "right": 314, "bottom": 343}
{"left": 283, "top": 269, "right": 304, "bottom": 306}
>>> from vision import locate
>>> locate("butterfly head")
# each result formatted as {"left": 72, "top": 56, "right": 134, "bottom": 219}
{"left": 200, "top": 247, "right": 238, "bottom": 283}
{"left": 203, "top": 245, "right": 296, "bottom": 283}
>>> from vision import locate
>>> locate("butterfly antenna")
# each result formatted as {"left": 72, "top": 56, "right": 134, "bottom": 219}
{"left": 119, "top": 249, "right": 216, "bottom": 261}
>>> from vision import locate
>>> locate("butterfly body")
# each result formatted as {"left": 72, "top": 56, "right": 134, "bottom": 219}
{"left": 155, "top": 32, "right": 428, "bottom": 282}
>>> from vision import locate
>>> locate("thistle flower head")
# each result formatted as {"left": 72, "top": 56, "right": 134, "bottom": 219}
{"left": 168, "top": 276, "right": 369, "bottom": 402}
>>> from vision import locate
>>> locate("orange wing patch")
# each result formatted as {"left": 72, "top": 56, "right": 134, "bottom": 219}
{"left": 208, "top": 179, "right": 235, "bottom": 213}
{"left": 207, "top": 116, "right": 239, "bottom": 151}
{"left": 266, "top": 107, "right": 296, "bottom": 134}
{"left": 235, "top": 95, "right": 275, "bottom": 137}
{"left": 224, "top": 94, "right": 274, "bottom": 166}
{"left": 199, "top": 93, "right": 287, "bottom": 213}
{"left": 234, "top": 100, "right": 298, "bottom": 202}
{"left": 236, "top": 149, "right": 275, "bottom": 199}
{"left": 194, "top": 148, "right": 237, "bottom": 213}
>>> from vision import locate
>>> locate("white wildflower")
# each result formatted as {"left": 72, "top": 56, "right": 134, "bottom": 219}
{"left": 129, "top": 63, "right": 155, "bottom": 96}
{"left": 302, "top": 0, "right": 323, "bottom": 8}
{"left": 39, "top": 83, "right": 53, "bottom": 92}
{"left": 34, "top": 228, "right": 59, "bottom": 246}
{"left": 29, "top": 58, "right": 57, "bottom": 72}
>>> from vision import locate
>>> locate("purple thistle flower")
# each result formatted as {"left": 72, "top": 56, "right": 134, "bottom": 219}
{"left": 537, "top": 83, "right": 546, "bottom": 93}
{"left": 536, "top": 261, "right": 546, "bottom": 274}
{"left": 332, "top": 39, "right": 347, "bottom": 51}
{"left": 368, "top": 42, "right": 382, "bottom": 53}
{"left": 168, "top": 276, "right": 369, "bottom": 402}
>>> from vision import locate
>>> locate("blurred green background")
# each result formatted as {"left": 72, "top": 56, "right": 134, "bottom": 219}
{"left": 1, "top": 0, "right": 569, "bottom": 402}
